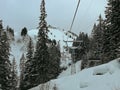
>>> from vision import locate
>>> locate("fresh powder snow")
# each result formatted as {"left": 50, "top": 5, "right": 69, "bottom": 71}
{"left": 29, "top": 58, "right": 120, "bottom": 90}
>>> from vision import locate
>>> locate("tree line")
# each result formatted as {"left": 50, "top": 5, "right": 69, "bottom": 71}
{"left": 0, "top": 0, "right": 61, "bottom": 89}
{"left": 0, "top": 0, "right": 120, "bottom": 90}
{"left": 19, "top": 0, "right": 61, "bottom": 90}
{"left": 72, "top": 0, "right": 120, "bottom": 68}
{"left": 0, "top": 21, "right": 18, "bottom": 90}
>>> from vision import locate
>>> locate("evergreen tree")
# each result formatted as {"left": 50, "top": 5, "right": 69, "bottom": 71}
{"left": 88, "top": 23, "right": 97, "bottom": 59}
{"left": 103, "top": 0, "right": 120, "bottom": 62}
{"left": 21, "top": 38, "right": 34, "bottom": 90}
{"left": 28, "top": 0, "right": 50, "bottom": 87}
{"left": 21, "top": 27, "right": 27, "bottom": 36}
{"left": 19, "top": 54, "right": 26, "bottom": 90}
{"left": 11, "top": 58, "right": 18, "bottom": 90}
{"left": 90, "top": 15, "right": 104, "bottom": 60}
{"left": 0, "top": 20, "right": 3, "bottom": 29}
{"left": 6, "top": 26, "right": 14, "bottom": 41}
{"left": 72, "top": 32, "right": 89, "bottom": 62}
{"left": 0, "top": 22, "right": 11, "bottom": 90}
{"left": 48, "top": 40, "right": 61, "bottom": 79}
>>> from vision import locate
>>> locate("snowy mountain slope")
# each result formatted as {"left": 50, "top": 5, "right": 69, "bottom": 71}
{"left": 9, "top": 28, "right": 75, "bottom": 73}
{"left": 30, "top": 58, "right": 120, "bottom": 90}
{"left": 27, "top": 28, "right": 76, "bottom": 50}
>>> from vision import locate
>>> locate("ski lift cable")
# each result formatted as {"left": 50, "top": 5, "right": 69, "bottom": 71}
{"left": 78, "top": 0, "right": 93, "bottom": 28}
{"left": 66, "top": 0, "right": 81, "bottom": 41}
{"left": 78, "top": 0, "right": 102, "bottom": 33}
{"left": 69, "top": 0, "right": 81, "bottom": 32}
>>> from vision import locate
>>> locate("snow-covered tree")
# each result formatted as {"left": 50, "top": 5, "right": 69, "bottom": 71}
{"left": 0, "top": 21, "right": 11, "bottom": 90}
{"left": 19, "top": 54, "right": 26, "bottom": 90}
{"left": 27, "top": 0, "right": 50, "bottom": 87}
{"left": 21, "top": 38, "right": 34, "bottom": 90}
{"left": 89, "top": 15, "right": 104, "bottom": 61}
{"left": 102, "top": 0, "right": 120, "bottom": 62}
{"left": 11, "top": 58, "right": 18, "bottom": 90}
{"left": 48, "top": 40, "right": 61, "bottom": 79}
{"left": 88, "top": 23, "right": 97, "bottom": 59}
{"left": 6, "top": 26, "right": 14, "bottom": 41}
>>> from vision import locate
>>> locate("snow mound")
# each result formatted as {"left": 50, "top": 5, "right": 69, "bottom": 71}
{"left": 30, "top": 58, "right": 120, "bottom": 90}
{"left": 93, "top": 59, "right": 120, "bottom": 75}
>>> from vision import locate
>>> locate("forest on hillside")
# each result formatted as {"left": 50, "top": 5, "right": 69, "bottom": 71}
{"left": 0, "top": 0, "right": 120, "bottom": 90}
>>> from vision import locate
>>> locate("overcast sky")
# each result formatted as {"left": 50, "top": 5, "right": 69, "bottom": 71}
{"left": 0, "top": 0, "right": 107, "bottom": 34}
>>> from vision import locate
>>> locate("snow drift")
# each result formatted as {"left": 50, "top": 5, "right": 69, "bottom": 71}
{"left": 30, "top": 58, "right": 120, "bottom": 90}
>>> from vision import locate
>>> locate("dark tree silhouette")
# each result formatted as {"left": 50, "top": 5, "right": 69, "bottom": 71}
{"left": 102, "top": 0, "right": 120, "bottom": 62}
{"left": 0, "top": 27, "right": 11, "bottom": 90}
{"left": 21, "top": 27, "right": 27, "bottom": 36}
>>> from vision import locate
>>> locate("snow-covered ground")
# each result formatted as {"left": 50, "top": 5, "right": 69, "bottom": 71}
{"left": 30, "top": 58, "right": 120, "bottom": 90}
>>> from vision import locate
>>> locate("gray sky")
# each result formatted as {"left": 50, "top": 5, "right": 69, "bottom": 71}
{"left": 0, "top": 0, "right": 107, "bottom": 34}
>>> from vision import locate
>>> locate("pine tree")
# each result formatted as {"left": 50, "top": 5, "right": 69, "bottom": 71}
{"left": 19, "top": 54, "right": 26, "bottom": 90}
{"left": 0, "top": 21, "right": 11, "bottom": 90}
{"left": 0, "top": 20, "right": 3, "bottom": 29}
{"left": 21, "top": 38, "right": 34, "bottom": 90}
{"left": 72, "top": 32, "right": 89, "bottom": 62}
{"left": 88, "top": 23, "right": 97, "bottom": 59}
{"left": 103, "top": 0, "right": 120, "bottom": 62}
{"left": 110, "top": 0, "right": 120, "bottom": 59}
{"left": 48, "top": 40, "right": 61, "bottom": 79}
{"left": 6, "top": 26, "right": 14, "bottom": 41}
{"left": 102, "top": 0, "right": 113, "bottom": 62}
{"left": 11, "top": 58, "right": 18, "bottom": 90}
{"left": 29, "top": 0, "right": 50, "bottom": 87}
{"left": 90, "top": 15, "right": 104, "bottom": 60}
{"left": 21, "top": 27, "right": 27, "bottom": 36}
